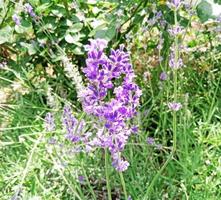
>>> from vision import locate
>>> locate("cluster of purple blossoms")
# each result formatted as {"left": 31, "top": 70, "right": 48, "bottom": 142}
{"left": 45, "top": 112, "right": 55, "bottom": 132}
{"left": 62, "top": 105, "right": 90, "bottom": 144}
{"left": 12, "top": 14, "right": 21, "bottom": 25}
{"left": 80, "top": 39, "right": 142, "bottom": 171}
{"left": 147, "top": 137, "right": 163, "bottom": 150}
{"left": 160, "top": 72, "right": 167, "bottom": 81}
{"left": 169, "top": 52, "right": 183, "bottom": 69}
{"left": 169, "top": 26, "right": 183, "bottom": 36}
{"left": 24, "top": 3, "right": 36, "bottom": 18}
{"left": 167, "top": 0, "right": 182, "bottom": 8}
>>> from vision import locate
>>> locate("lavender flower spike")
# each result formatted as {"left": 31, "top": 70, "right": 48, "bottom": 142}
{"left": 24, "top": 3, "right": 36, "bottom": 18}
{"left": 80, "top": 38, "right": 142, "bottom": 171}
{"left": 147, "top": 137, "right": 155, "bottom": 145}
{"left": 45, "top": 112, "right": 55, "bottom": 131}
{"left": 173, "top": 0, "right": 181, "bottom": 7}
{"left": 160, "top": 72, "right": 167, "bottom": 81}
{"left": 12, "top": 14, "right": 21, "bottom": 25}
{"left": 168, "top": 102, "right": 182, "bottom": 111}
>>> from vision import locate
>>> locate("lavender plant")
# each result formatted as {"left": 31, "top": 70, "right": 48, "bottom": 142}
{"left": 81, "top": 39, "right": 142, "bottom": 171}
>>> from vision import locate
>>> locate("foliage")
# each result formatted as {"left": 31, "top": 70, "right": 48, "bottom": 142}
{"left": 0, "top": 0, "right": 221, "bottom": 200}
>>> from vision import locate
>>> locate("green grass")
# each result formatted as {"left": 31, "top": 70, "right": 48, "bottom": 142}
{"left": 1, "top": 1, "right": 221, "bottom": 199}
{"left": 1, "top": 65, "right": 221, "bottom": 200}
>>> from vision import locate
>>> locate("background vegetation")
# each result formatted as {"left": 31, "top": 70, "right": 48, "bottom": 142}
{"left": 0, "top": 0, "right": 221, "bottom": 199}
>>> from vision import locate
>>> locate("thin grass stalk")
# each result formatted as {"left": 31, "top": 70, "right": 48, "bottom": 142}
{"left": 143, "top": 6, "right": 179, "bottom": 199}
{"left": 119, "top": 172, "right": 128, "bottom": 199}
{"left": 105, "top": 149, "right": 112, "bottom": 200}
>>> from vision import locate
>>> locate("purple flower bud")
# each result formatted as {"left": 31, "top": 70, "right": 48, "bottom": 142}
{"left": 24, "top": 3, "right": 36, "bottom": 18}
{"left": 128, "top": 196, "right": 132, "bottom": 200}
{"left": 12, "top": 14, "right": 21, "bottom": 25}
{"left": 160, "top": 72, "right": 167, "bottom": 81}
{"left": 147, "top": 137, "right": 155, "bottom": 145}
{"left": 78, "top": 175, "right": 84, "bottom": 184}
{"left": 173, "top": 0, "right": 181, "bottom": 7}
{"left": 45, "top": 112, "right": 55, "bottom": 131}
{"left": 168, "top": 102, "right": 182, "bottom": 111}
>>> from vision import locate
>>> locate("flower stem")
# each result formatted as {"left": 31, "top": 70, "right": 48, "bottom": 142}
{"left": 105, "top": 149, "right": 112, "bottom": 200}
{"left": 119, "top": 172, "right": 128, "bottom": 200}
{"left": 143, "top": 7, "right": 179, "bottom": 199}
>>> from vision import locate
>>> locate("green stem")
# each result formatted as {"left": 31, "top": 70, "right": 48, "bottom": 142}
{"left": 105, "top": 149, "right": 112, "bottom": 200}
{"left": 63, "top": 0, "right": 70, "bottom": 17}
{"left": 143, "top": 7, "right": 179, "bottom": 200}
{"left": 119, "top": 172, "right": 128, "bottom": 200}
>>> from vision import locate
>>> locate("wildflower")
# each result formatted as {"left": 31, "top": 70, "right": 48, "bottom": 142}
{"left": 128, "top": 196, "right": 132, "bottom": 200}
{"left": 45, "top": 112, "right": 55, "bottom": 131}
{"left": 62, "top": 105, "right": 79, "bottom": 142}
{"left": 160, "top": 72, "right": 167, "bottom": 81}
{"left": 168, "top": 102, "right": 182, "bottom": 111}
{"left": 169, "top": 53, "right": 183, "bottom": 69}
{"left": 111, "top": 153, "right": 129, "bottom": 172}
{"left": 172, "top": 0, "right": 181, "bottom": 7}
{"left": 169, "top": 26, "right": 183, "bottom": 36}
{"left": 147, "top": 137, "right": 155, "bottom": 145}
{"left": 78, "top": 175, "right": 84, "bottom": 184}
{"left": 81, "top": 39, "right": 142, "bottom": 171}
{"left": 12, "top": 14, "right": 21, "bottom": 25}
{"left": 24, "top": 3, "right": 36, "bottom": 18}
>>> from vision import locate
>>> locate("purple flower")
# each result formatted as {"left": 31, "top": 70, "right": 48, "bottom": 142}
{"left": 24, "top": 3, "right": 36, "bottom": 18}
{"left": 128, "top": 196, "right": 132, "bottom": 200}
{"left": 45, "top": 112, "right": 55, "bottom": 131}
{"left": 147, "top": 137, "right": 155, "bottom": 145}
{"left": 168, "top": 102, "right": 182, "bottom": 111}
{"left": 12, "top": 14, "right": 21, "bottom": 25}
{"left": 111, "top": 153, "right": 129, "bottom": 172}
{"left": 62, "top": 105, "right": 82, "bottom": 143}
{"left": 172, "top": 0, "right": 181, "bottom": 7}
{"left": 169, "top": 52, "right": 183, "bottom": 69}
{"left": 160, "top": 72, "right": 167, "bottom": 81}
{"left": 169, "top": 26, "right": 183, "bottom": 36}
{"left": 78, "top": 175, "right": 84, "bottom": 184}
{"left": 80, "top": 39, "right": 142, "bottom": 171}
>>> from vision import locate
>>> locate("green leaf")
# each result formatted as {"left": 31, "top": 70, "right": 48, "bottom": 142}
{"left": 36, "top": 2, "right": 52, "bottom": 13}
{"left": 72, "top": 47, "right": 83, "bottom": 55}
{"left": 94, "top": 26, "right": 116, "bottom": 41}
{"left": 51, "top": 5, "right": 66, "bottom": 17}
{"left": 197, "top": 0, "right": 213, "bottom": 22}
{"left": 68, "top": 23, "right": 83, "bottom": 33}
{"left": 197, "top": 0, "right": 221, "bottom": 22}
{"left": 0, "top": 26, "right": 13, "bottom": 44}
{"left": 64, "top": 34, "right": 82, "bottom": 45}
{"left": 15, "top": 20, "right": 33, "bottom": 34}
{"left": 20, "top": 42, "right": 37, "bottom": 55}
